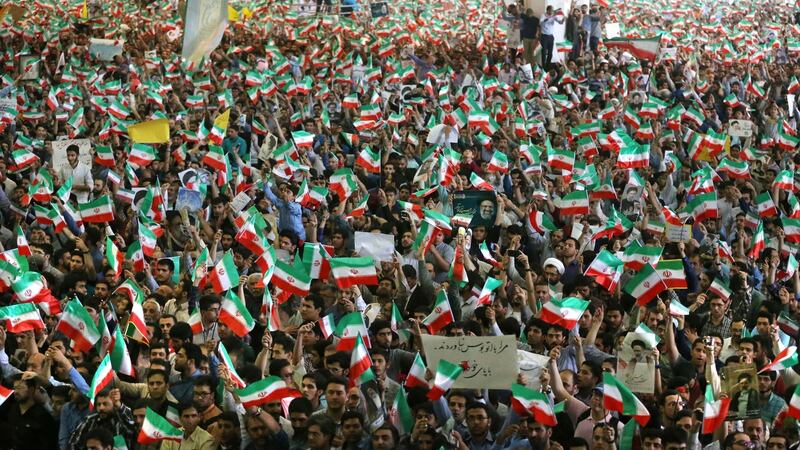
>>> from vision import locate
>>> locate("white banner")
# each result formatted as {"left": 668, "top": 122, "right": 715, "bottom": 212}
{"left": 421, "top": 335, "right": 518, "bottom": 389}
{"left": 182, "top": 0, "right": 229, "bottom": 64}
{"left": 51, "top": 138, "right": 92, "bottom": 169}
{"left": 354, "top": 232, "right": 395, "bottom": 262}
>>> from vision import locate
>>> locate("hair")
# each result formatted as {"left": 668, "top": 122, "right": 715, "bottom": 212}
{"left": 169, "top": 322, "right": 192, "bottom": 340}
{"left": 303, "top": 372, "right": 327, "bottom": 390}
{"left": 83, "top": 428, "right": 114, "bottom": 447}
{"left": 199, "top": 294, "right": 222, "bottom": 311}
{"left": 326, "top": 352, "right": 350, "bottom": 369}
{"left": 326, "top": 375, "right": 348, "bottom": 391}
{"left": 303, "top": 294, "right": 325, "bottom": 312}
{"left": 581, "top": 360, "right": 602, "bottom": 381}
{"left": 178, "top": 402, "right": 198, "bottom": 413}
{"left": 272, "top": 332, "right": 295, "bottom": 353}
{"left": 146, "top": 368, "right": 169, "bottom": 382}
{"left": 465, "top": 401, "right": 491, "bottom": 417}
{"left": 306, "top": 414, "right": 337, "bottom": 438}
{"left": 181, "top": 343, "right": 203, "bottom": 367}
{"left": 269, "top": 359, "right": 291, "bottom": 377}
{"left": 662, "top": 427, "right": 688, "bottom": 446}
{"left": 641, "top": 428, "right": 663, "bottom": 442}
{"left": 372, "top": 423, "right": 399, "bottom": 444}
{"left": 149, "top": 342, "right": 170, "bottom": 357}
{"left": 194, "top": 375, "right": 216, "bottom": 392}
{"left": 658, "top": 389, "right": 681, "bottom": 407}
{"left": 289, "top": 397, "right": 313, "bottom": 416}
{"left": 341, "top": 410, "right": 365, "bottom": 426}
{"left": 369, "top": 319, "right": 392, "bottom": 335}
{"left": 214, "top": 411, "right": 240, "bottom": 428}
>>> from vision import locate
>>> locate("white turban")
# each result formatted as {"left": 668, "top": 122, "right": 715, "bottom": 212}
{"left": 543, "top": 258, "right": 565, "bottom": 275}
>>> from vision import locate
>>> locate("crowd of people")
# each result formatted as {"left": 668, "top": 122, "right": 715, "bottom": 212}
{"left": 1, "top": 0, "right": 800, "bottom": 449}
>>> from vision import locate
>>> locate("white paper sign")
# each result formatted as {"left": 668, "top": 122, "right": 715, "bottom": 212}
{"left": 517, "top": 350, "right": 551, "bottom": 390}
{"left": 51, "top": 138, "right": 92, "bottom": 169}
{"left": 230, "top": 192, "right": 252, "bottom": 213}
{"left": 665, "top": 223, "right": 692, "bottom": 242}
{"left": 421, "top": 335, "right": 518, "bottom": 389}
{"left": 605, "top": 22, "right": 621, "bottom": 39}
{"left": 354, "top": 231, "right": 395, "bottom": 262}
{"left": 729, "top": 119, "right": 754, "bottom": 138}
{"left": 789, "top": 94, "right": 796, "bottom": 118}
{"left": 89, "top": 39, "right": 125, "bottom": 61}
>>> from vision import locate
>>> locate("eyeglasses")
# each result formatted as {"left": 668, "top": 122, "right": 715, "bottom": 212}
{"left": 193, "top": 391, "right": 212, "bottom": 397}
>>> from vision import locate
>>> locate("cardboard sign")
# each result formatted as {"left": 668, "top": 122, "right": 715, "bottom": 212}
{"left": 729, "top": 119, "right": 754, "bottom": 138}
{"left": 421, "top": 335, "right": 517, "bottom": 389}
{"left": 665, "top": 222, "right": 692, "bottom": 242}
{"left": 51, "top": 138, "right": 92, "bottom": 169}
{"left": 230, "top": 192, "right": 252, "bottom": 213}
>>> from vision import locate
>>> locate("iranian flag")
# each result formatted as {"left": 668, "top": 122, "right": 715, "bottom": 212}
{"left": 559, "top": 190, "right": 589, "bottom": 215}
{"left": 511, "top": 383, "right": 557, "bottom": 426}
{"left": 756, "top": 192, "right": 778, "bottom": 218}
{"left": 236, "top": 375, "right": 301, "bottom": 408}
{"left": 709, "top": 277, "right": 732, "bottom": 300}
{"left": 778, "top": 312, "right": 800, "bottom": 337}
{"left": 623, "top": 264, "right": 667, "bottom": 306}
{"left": 110, "top": 323, "right": 134, "bottom": 377}
{"left": 584, "top": 250, "right": 624, "bottom": 292}
{"left": 476, "top": 277, "right": 504, "bottom": 305}
{"left": 405, "top": 352, "right": 428, "bottom": 388}
{"left": 95, "top": 145, "right": 115, "bottom": 167}
{"left": 349, "top": 333, "right": 376, "bottom": 387}
{"left": 292, "top": 130, "right": 315, "bottom": 148}
{"left": 137, "top": 407, "right": 183, "bottom": 445}
{"left": 684, "top": 192, "right": 718, "bottom": 223}
{"left": 529, "top": 210, "right": 558, "bottom": 234}
{"left": 390, "top": 386, "right": 414, "bottom": 435}
{"left": 787, "top": 384, "right": 800, "bottom": 419}
{"left": 15, "top": 226, "right": 29, "bottom": 256}
{"left": 603, "top": 37, "right": 660, "bottom": 61}
{"left": 655, "top": 259, "right": 687, "bottom": 290}
{"left": 479, "top": 242, "right": 503, "bottom": 269}
{"left": 88, "top": 354, "right": 114, "bottom": 410}
{"left": 318, "top": 314, "right": 336, "bottom": 339}
{"left": 272, "top": 259, "right": 312, "bottom": 297}
{"left": 11, "top": 149, "right": 38, "bottom": 171}
{"left": 717, "top": 157, "right": 749, "bottom": 179}
{"left": 414, "top": 220, "right": 443, "bottom": 256}
{"left": 217, "top": 342, "right": 247, "bottom": 388}
{"left": 0, "top": 303, "right": 45, "bottom": 333}
{"left": 784, "top": 218, "right": 800, "bottom": 243}
{"left": 428, "top": 359, "right": 463, "bottom": 400}
{"left": 541, "top": 297, "right": 590, "bottom": 329}
{"left": 760, "top": 346, "right": 799, "bottom": 373}
{"left": 0, "top": 385, "right": 11, "bottom": 407}
{"left": 329, "top": 257, "right": 378, "bottom": 288}
{"left": 334, "top": 312, "right": 371, "bottom": 351}
{"left": 347, "top": 196, "right": 369, "bottom": 218}
{"left": 603, "top": 372, "right": 651, "bottom": 425}
{"left": 487, "top": 151, "right": 509, "bottom": 173}
{"left": 355, "top": 146, "right": 381, "bottom": 173}
{"left": 220, "top": 291, "right": 255, "bottom": 337}
{"left": 617, "top": 143, "right": 649, "bottom": 169}
{"left": 302, "top": 243, "right": 333, "bottom": 280}
{"left": 750, "top": 221, "right": 766, "bottom": 258}
{"left": 56, "top": 299, "right": 102, "bottom": 353}
{"left": 202, "top": 145, "right": 226, "bottom": 171}
{"left": 423, "top": 290, "right": 454, "bottom": 335}
{"left": 670, "top": 299, "right": 690, "bottom": 316}
{"left": 623, "top": 244, "right": 663, "bottom": 271}
{"left": 547, "top": 147, "right": 576, "bottom": 171}
{"left": 470, "top": 173, "right": 494, "bottom": 191}
{"left": 79, "top": 196, "right": 114, "bottom": 223}
{"left": 128, "top": 144, "right": 157, "bottom": 167}
{"left": 209, "top": 109, "right": 230, "bottom": 145}
{"left": 208, "top": 252, "right": 239, "bottom": 294}
{"left": 105, "top": 236, "right": 123, "bottom": 279}
{"left": 702, "top": 384, "right": 730, "bottom": 434}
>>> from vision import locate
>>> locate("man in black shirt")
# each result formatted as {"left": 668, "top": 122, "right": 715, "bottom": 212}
{"left": 521, "top": 8, "right": 540, "bottom": 66}
{"left": 2, "top": 374, "right": 58, "bottom": 450}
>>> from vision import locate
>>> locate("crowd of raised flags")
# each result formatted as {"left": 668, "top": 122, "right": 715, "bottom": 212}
{"left": 3, "top": 0, "right": 800, "bottom": 449}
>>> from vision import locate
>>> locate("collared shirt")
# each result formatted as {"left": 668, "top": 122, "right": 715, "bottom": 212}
{"left": 69, "top": 406, "right": 137, "bottom": 450}
{"left": 7, "top": 402, "right": 58, "bottom": 450}
{"left": 58, "top": 162, "right": 93, "bottom": 203}
{"left": 540, "top": 14, "right": 564, "bottom": 36}
{"left": 575, "top": 413, "right": 623, "bottom": 450}
{"left": 465, "top": 431, "right": 496, "bottom": 450}
{"left": 701, "top": 315, "right": 732, "bottom": 339}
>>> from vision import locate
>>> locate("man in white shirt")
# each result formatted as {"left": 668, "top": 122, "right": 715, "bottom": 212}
{"left": 540, "top": 6, "right": 565, "bottom": 69}
{"left": 57, "top": 144, "right": 93, "bottom": 203}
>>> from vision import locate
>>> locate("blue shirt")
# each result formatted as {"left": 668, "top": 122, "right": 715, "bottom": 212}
{"left": 59, "top": 402, "right": 90, "bottom": 450}
{"left": 264, "top": 183, "right": 306, "bottom": 240}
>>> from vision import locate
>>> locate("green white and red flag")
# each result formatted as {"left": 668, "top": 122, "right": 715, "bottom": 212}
{"left": 88, "top": 354, "right": 114, "bottom": 410}
{"left": 355, "top": 146, "right": 381, "bottom": 173}
{"left": 15, "top": 225, "right": 30, "bottom": 256}
{"left": 773, "top": 170, "right": 795, "bottom": 191}
{"left": 137, "top": 407, "right": 183, "bottom": 445}
{"left": 236, "top": 375, "right": 301, "bottom": 408}
{"left": 405, "top": 352, "right": 428, "bottom": 388}
{"left": 0, "top": 303, "right": 45, "bottom": 333}
{"left": 756, "top": 192, "right": 778, "bottom": 217}
{"left": 479, "top": 241, "right": 503, "bottom": 269}
{"left": 622, "top": 244, "right": 663, "bottom": 271}
{"left": 334, "top": 312, "right": 371, "bottom": 351}
{"left": 787, "top": 384, "right": 800, "bottom": 419}
{"left": 655, "top": 259, "right": 687, "bottom": 290}
{"left": 559, "top": 190, "right": 589, "bottom": 215}
{"left": 603, "top": 372, "right": 651, "bottom": 426}
{"left": 750, "top": 221, "right": 766, "bottom": 259}
{"left": 349, "top": 333, "right": 375, "bottom": 387}
{"left": 487, "top": 150, "right": 509, "bottom": 173}
{"left": 584, "top": 249, "right": 624, "bottom": 292}
{"left": 684, "top": 192, "right": 718, "bottom": 223}
{"left": 272, "top": 258, "right": 311, "bottom": 297}
{"left": 476, "top": 277, "right": 503, "bottom": 305}
{"left": 78, "top": 195, "right": 114, "bottom": 223}
{"left": 329, "top": 257, "right": 378, "bottom": 288}
{"left": 318, "top": 313, "right": 336, "bottom": 339}
{"left": 56, "top": 298, "right": 102, "bottom": 353}
{"left": 105, "top": 236, "right": 123, "bottom": 279}
{"left": 528, "top": 210, "right": 558, "bottom": 234}
{"left": 623, "top": 264, "right": 667, "bottom": 306}
{"left": 423, "top": 290, "right": 454, "bottom": 335}
{"left": 220, "top": 291, "right": 255, "bottom": 337}
{"left": 511, "top": 383, "right": 557, "bottom": 426}
{"left": 217, "top": 342, "right": 246, "bottom": 388}
{"left": 449, "top": 244, "right": 468, "bottom": 286}
{"left": 389, "top": 386, "right": 414, "bottom": 435}
{"left": 702, "top": 384, "right": 730, "bottom": 434}
{"left": 541, "top": 297, "right": 590, "bottom": 330}
{"left": 470, "top": 173, "right": 494, "bottom": 191}
{"left": 209, "top": 251, "right": 239, "bottom": 294}
{"left": 427, "top": 359, "right": 463, "bottom": 400}
{"left": 760, "top": 346, "right": 799, "bottom": 373}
